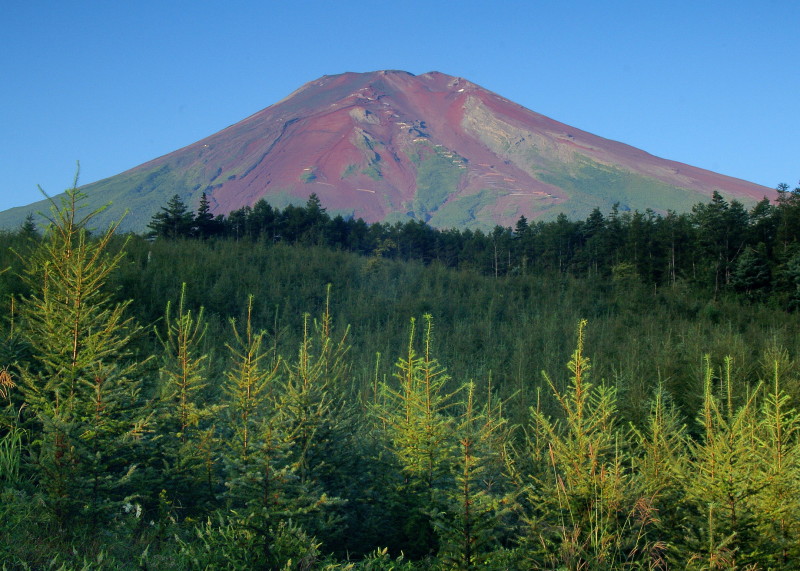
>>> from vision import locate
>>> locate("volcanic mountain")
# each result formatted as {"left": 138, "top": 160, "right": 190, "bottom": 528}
{"left": 1, "top": 70, "right": 775, "bottom": 232}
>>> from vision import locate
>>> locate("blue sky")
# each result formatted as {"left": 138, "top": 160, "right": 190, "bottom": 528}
{"left": 2, "top": 0, "right": 798, "bottom": 213}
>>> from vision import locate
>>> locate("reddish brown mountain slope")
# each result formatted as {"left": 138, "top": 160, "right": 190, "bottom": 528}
{"left": 0, "top": 70, "right": 776, "bottom": 232}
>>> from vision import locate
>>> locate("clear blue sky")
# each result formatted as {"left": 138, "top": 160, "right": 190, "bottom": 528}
{"left": 2, "top": 0, "right": 798, "bottom": 213}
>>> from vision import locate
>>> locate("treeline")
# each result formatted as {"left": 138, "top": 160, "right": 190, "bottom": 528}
{"left": 150, "top": 183, "right": 800, "bottom": 306}
{"left": 3, "top": 186, "right": 800, "bottom": 568}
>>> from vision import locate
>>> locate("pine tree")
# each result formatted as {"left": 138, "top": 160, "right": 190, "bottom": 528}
{"left": 432, "top": 382, "right": 513, "bottom": 569}
{"left": 154, "top": 282, "right": 217, "bottom": 510}
{"left": 221, "top": 294, "right": 284, "bottom": 526}
{"left": 629, "top": 386, "right": 689, "bottom": 566}
{"left": 516, "top": 320, "right": 657, "bottom": 568}
{"left": 16, "top": 181, "right": 146, "bottom": 529}
{"left": 680, "top": 355, "right": 800, "bottom": 568}
{"left": 682, "top": 357, "right": 762, "bottom": 568}
{"left": 223, "top": 295, "right": 278, "bottom": 474}
{"left": 147, "top": 194, "right": 195, "bottom": 239}
{"left": 373, "top": 314, "right": 460, "bottom": 558}
{"left": 731, "top": 245, "right": 771, "bottom": 300}
{"left": 278, "top": 314, "right": 347, "bottom": 484}
{"left": 194, "top": 192, "right": 221, "bottom": 239}
{"left": 219, "top": 290, "right": 351, "bottom": 563}
{"left": 19, "top": 213, "right": 39, "bottom": 240}
{"left": 271, "top": 288, "right": 352, "bottom": 538}
{"left": 749, "top": 359, "right": 800, "bottom": 566}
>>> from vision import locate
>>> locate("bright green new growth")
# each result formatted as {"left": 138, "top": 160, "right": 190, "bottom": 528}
{"left": 223, "top": 294, "right": 278, "bottom": 467}
{"left": 157, "top": 282, "right": 209, "bottom": 444}
{"left": 155, "top": 282, "right": 220, "bottom": 509}
{"left": 16, "top": 179, "right": 144, "bottom": 528}
{"left": 676, "top": 356, "right": 800, "bottom": 568}
{"left": 628, "top": 385, "right": 689, "bottom": 564}
{"left": 517, "top": 320, "right": 661, "bottom": 568}
{"left": 752, "top": 360, "right": 800, "bottom": 566}
{"left": 381, "top": 315, "right": 457, "bottom": 481}
{"left": 372, "top": 314, "right": 463, "bottom": 557}
{"left": 9, "top": 173, "right": 800, "bottom": 566}
{"left": 277, "top": 286, "right": 351, "bottom": 484}
{"left": 432, "top": 382, "right": 513, "bottom": 570}
{"left": 218, "top": 286, "right": 350, "bottom": 565}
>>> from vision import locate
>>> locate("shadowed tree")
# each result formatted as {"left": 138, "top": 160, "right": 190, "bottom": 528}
{"left": 194, "top": 192, "right": 223, "bottom": 238}
{"left": 147, "top": 194, "right": 195, "bottom": 239}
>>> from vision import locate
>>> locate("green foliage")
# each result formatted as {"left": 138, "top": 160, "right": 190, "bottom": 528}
{"left": 147, "top": 193, "right": 195, "bottom": 239}
{"left": 129, "top": 180, "right": 800, "bottom": 314}
{"left": 629, "top": 387, "right": 689, "bottom": 563}
{"left": 173, "top": 513, "right": 322, "bottom": 570}
{"left": 154, "top": 282, "right": 220, "bottom": 512}
{"left": 15, "top": 182, "right": 145, "bottom": 529}
{"left": 515, "top": 320, "right": 661, "bottom": 568}
{"left": 10, "top": 179, "right": 800, "bottom": 567}
{"left": 156, "top": 282, "right": 210, "bottom": 444}
{"left": 411, "top": 144, "right": 466, "bottom": 220}
{"left": 750, "top": 361, "right": 800, "bottom": 566}
{"left": 432, "top": 383, "right": 513, "bottom": 569}
{"left": 0, "top": 425, "right": 24, "bottom": 487}
{"left": 675, "top": 356, "right": 800, "bottom": 568}
{"left": 379, "top": 315, "right": 457, "bottom": 481}
{"left": 268, "top": 293, "right": 351, "bottom": 536}
{"left": 372, "top": 315, "right": 462, "bottom": 557}
{"left": 222, "top": 294, "right": 278, "bottom": 470}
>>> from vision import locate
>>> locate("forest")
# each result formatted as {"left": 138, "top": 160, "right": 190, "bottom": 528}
{"left": 2, "top": 180, "right": 800, "bottom": 569}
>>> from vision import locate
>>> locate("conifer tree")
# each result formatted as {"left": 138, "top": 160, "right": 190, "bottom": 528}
{"left": 432, "top": 382, "right": 513, "bottom": 569}
{"left": 271, "top": 288, "right": 353, "bottom": 541}
{"left": 19, "top": 213, "right": 39, "bottom": 240}
{"left": 16, "top": 181, "right": 145, "bottom": 529}
{"left": 194, "top": 192, "right": 222, "bottom": 239}
{"left": 749, "top": 359, "right": 800, "bottom": 566}
{"left": 678, "top": 356, "right": 800, "bottom": 568}
{"left": 629, "top": 386, "right": 688, "bottom": 565}
{"left": 516, "top": 320, "right": 657, "bottom": 568}
{"left": 155, "top": 282, "right": 217, "bottom": 509}
{"left": 278, "top": 312, "right": 348, "bottom": 484}
{"left": 147, "top": 194, "right": 195, "bottom": 239}
{"left": 682, "top": 357, "right": 763, "bottom": 568}
{"left": 223, "top": 295, "right": 277, "bottom": 474}
{"left": 373, "top": 314, "right": 460, "bottom": 557}
{"left": 220, "top": 294, "right": 287, "bottom": 523}
{"left": 219, "top": 290, "right": 351, "bottom": 562}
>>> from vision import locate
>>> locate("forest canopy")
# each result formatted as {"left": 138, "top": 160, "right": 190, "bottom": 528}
{"left": 2, "top": 181, "right": 800, "bottom": 568}
{"left": 147, "top": 185, "right": 800, "bottom": 305}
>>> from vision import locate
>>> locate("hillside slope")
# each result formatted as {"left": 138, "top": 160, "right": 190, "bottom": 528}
{"left": 0, "top": 70, "right": 775, "bottom": 232}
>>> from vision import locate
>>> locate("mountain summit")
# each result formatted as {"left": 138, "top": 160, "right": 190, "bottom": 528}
{"left": 2, "top": 70, "right": 775, "bottom": 232}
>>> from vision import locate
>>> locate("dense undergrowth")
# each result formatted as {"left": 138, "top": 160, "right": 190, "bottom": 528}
{"left": 2, "top": 185, "right": 800, "bottom": 568}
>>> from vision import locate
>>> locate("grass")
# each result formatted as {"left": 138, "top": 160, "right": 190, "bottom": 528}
{"left": 341, "top": 164, "right": 358, "bottom": 179}
{"left": 536, "top": 156, "right": 721, "bottom": 217}
{"left": 427, "top": 189, "right": 497, "bottom": 230}
{"left": 361, "top": 163, "right": 383, "bottom": 181}
{"left": 411, "top": 143, "right": 466, "bottom": 221}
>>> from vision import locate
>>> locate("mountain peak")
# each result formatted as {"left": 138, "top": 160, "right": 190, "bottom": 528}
{"left": 0, "top": 70, "right": 776, "bottom": 233}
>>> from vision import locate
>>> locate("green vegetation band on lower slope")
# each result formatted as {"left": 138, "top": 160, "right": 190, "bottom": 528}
{"left": 536, "top": 155, "right": 701, "bottom": 215}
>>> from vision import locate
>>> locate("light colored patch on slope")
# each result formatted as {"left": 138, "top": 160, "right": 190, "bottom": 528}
{"left": 461, "top": 96, "right": 576, "bottom": 166}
